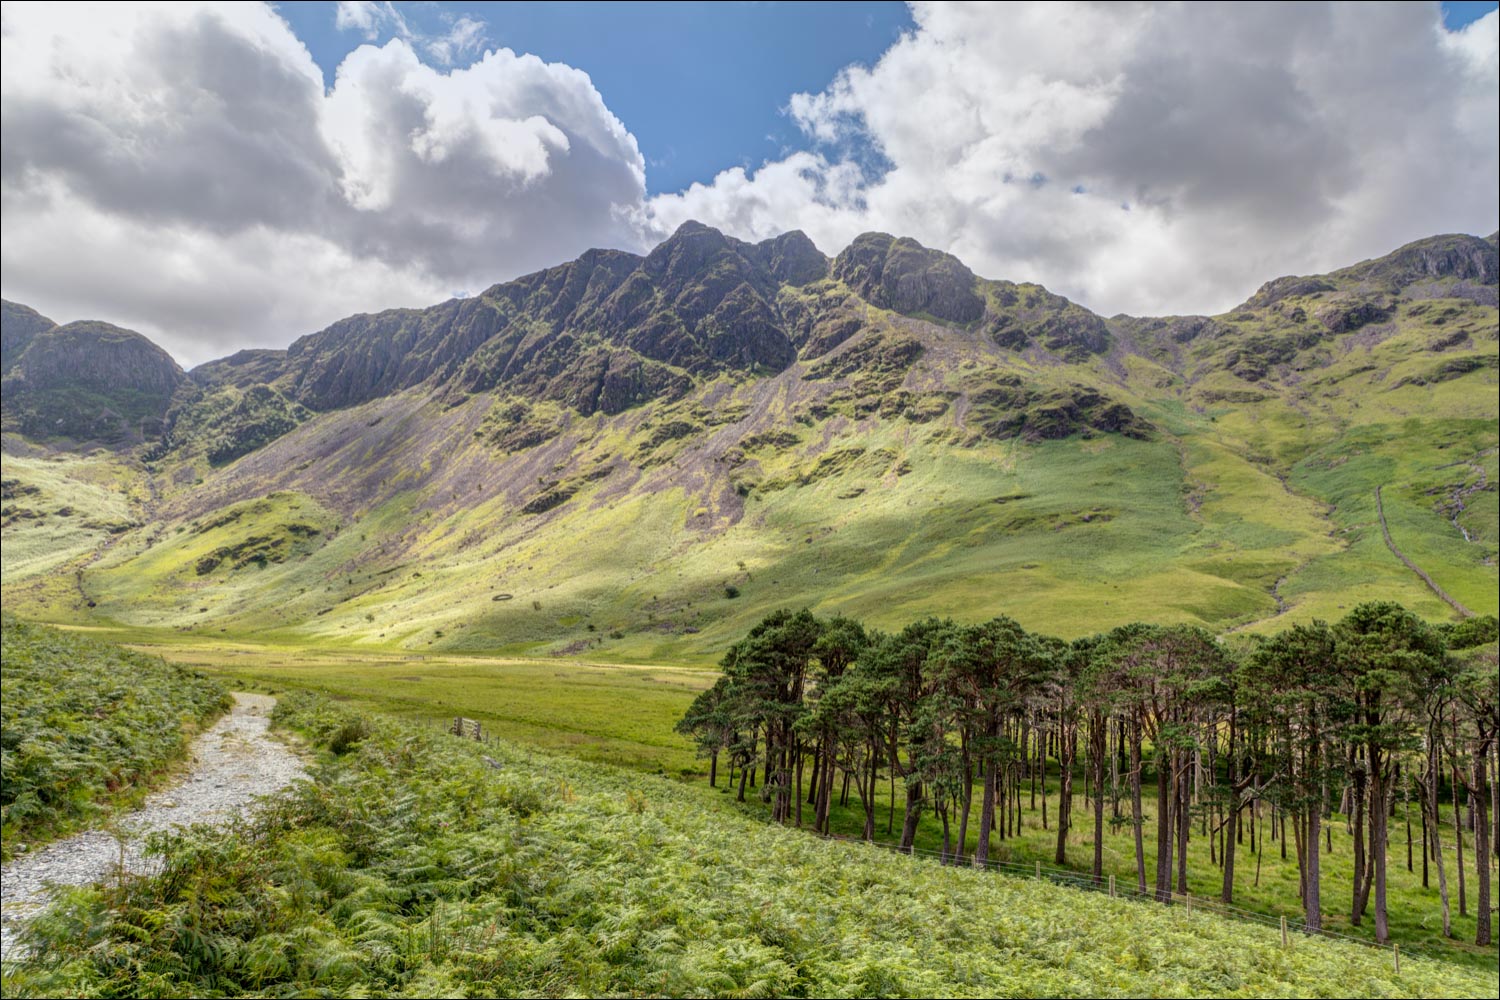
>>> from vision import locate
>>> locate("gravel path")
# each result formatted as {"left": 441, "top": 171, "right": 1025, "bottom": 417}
{"left": 0, "top": 693, "right": 305, "bottom": 961}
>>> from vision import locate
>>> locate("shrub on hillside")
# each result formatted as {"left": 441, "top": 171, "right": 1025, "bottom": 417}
{"left": 0, "top": 617, "right": 230, "bottom": 855}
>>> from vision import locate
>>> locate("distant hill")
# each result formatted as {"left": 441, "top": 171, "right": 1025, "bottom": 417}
{"left": 1, "top": 300, "right": 56, "bottom": 375}
{"left": 1, "top": 313, "right": 186, "bottom": 444}
{"left": 1, "top": 225, "right": 1495, "bottom": 657}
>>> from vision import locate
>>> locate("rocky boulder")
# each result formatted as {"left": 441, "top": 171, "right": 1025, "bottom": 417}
{"left": 1314, "top": 296, "right": 1391, "bottom": 334}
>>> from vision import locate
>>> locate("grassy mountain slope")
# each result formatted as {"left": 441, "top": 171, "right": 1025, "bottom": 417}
{"left": 0, "top": 446, "right": 143, "bottom": 588}
{"left": 1, "top": 228, "right": 1494, "bottom": 661}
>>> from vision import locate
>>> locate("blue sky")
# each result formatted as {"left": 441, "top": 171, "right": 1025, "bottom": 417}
{"left": 1445, "top": 1, "right": 1500, "bottom": 28}
{"left": 3, "top": 2, "right": 1496, "bottom": 362}
{"left": 273, "top": 1, "right": 1497, "bottom": 196}
{"left": 277, "top": 1, "right": 914, "bottom": 195}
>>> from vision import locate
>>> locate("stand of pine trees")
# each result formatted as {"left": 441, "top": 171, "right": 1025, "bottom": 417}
{"left": 677, "top": 604, "right": 1499, "bottom": 947}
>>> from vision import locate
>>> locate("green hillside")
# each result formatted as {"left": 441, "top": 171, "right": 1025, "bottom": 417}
{"left": 4, "top": 227, "right": 1493, "bottom": 661}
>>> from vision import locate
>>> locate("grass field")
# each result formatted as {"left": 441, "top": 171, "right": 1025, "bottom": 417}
{"left": 52, "top": 624, "right": 1498, "bottom": 973}
{"left": 4, "top": 693, "right": 1491, "bottom": 998}
{"left": 0, "top": 451, "right": 141, "bottom": 586}
{"left": 798, "top": 759, "right": 1500, "bottom": 973}
{"left": 17, "top": 415, "right": 1489, "bottom": 666}
{"left": 117, "top": 633, "right": 715, "bottom": 774}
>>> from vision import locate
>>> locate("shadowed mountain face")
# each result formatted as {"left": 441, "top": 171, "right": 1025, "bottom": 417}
{"left": 2, "top": 224, "right": 1496, "bottom": 657}
{"left": 262, "top": 224, "right": 831, "bottom": 416}
{"left": 1, "top": 316, "right": 186, "bottom": 443}
{"left": 832, "top": 232, "right": 984, "bottom": 325}
{"left": 171, "top": 224, "right": 1494, "bottom": 428}
{"left": 1, "top": 300, "right": 56, "bottom": 375}
{"left": 186, "top": 222, "right": 1134, "bottom": 421}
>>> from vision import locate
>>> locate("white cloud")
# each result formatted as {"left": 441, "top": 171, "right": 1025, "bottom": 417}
{"left": 424, "top": 15, "right": 488, "bottom": 67}
{"left": 2, "top": 1, "right": 1496, "bottom": 368}
{"left": 1442, "top": 7, "right": 1500, "bottom": 75}
{"left": 0, "top": 1, "right": 646, "bottom": 366}
{"left": 334, "top": 1, "right": 408, "bottom": 42}
{"left": 648, "top": 1, "right": 1500, "bottom": 317}
{"left": 3, "top": 179, "right": 448, "bottom": 365}
{"left": 333, "top": 2, "right": 488, "bottom": 68}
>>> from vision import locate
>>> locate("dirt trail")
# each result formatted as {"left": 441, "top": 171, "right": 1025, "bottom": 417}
{"left": 0, "top": 693, "right": 305, "bottom": 961}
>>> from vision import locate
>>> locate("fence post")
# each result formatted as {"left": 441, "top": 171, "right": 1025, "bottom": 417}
{"left": 1035, "top": 860, "right": 1041, "bottom": 880}
{"left": 1185, "top": 893, "right": 1191, "bottom": 916}
{"left": 1280, "top": 916, "right": 1289, "bottom": 949}
{"left": 1109, "top": 874, "right": 1115, "bottom": 898}
{"left": 1393, "top": 944, "right": 1399, "bottom": 975}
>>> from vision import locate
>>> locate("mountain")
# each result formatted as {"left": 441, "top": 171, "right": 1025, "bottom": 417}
{"left": 1, "top": 300, "right": 56, "bottom": 375}
{"left": 1, "top": 225, "right": 1495, "bottom": 660}
{"left": 1, "top": 311, "right": 186, "bottom": 444}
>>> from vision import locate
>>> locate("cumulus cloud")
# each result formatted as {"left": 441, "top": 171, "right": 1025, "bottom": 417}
{"left": 648, "top": 2, "right": 1500, "bottom": 317}
{"left": 2, "top": 1, "right": 1496, "bottom": 367}
{"left": 1, "top": 1, "right": 644, "bottom": 365}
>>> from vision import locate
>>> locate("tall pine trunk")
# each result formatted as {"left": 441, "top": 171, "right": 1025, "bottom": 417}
{"left": 1306, "top": 803, "right": 1322, "bottom": 932}
{"left": 1473, "top": 742, "right": 1493, "bottom": 946}
{"left": 1222, "top": 794, "right": 1239, "bottom": 904}
{"left": 1369, "top": 746, "right": 1390, "bottom": 944}
{"left": 899, "top": 779, "right": 923, "bottom": 853}
{"left": 957, "top": 763, "right": 973, "bottom": 864}
{"left": 1176, "top": 751, "right": 1190, "bottom": 895}
{"left": 976, "top": 751, "right": 998, "bottom": 867}
{"left": 1131, "top": 718, "right": 1146, "bottom": 894}
{"left": 1155, "top": 749, "right": 1174, "bottom": 903}
{"left": 1351, "top": 759, "right": 1368, "bottom": 925}
{"left": 794, "top": 743, "right": 804, "bottom": 827}
{"left": 1454, "top": 759, "right": 1468, "bottom": 918}
{"left": 1056, "top": 719, "right": 1074, "bottom": 865}
{"left": 1304, "top": 719, "right": 1322, "bottom": 933}
{"left": 1091, "top": 711, "right": 1106, "bottom": 882}
{"left": 1425, "top": 781, "right": 1453, "bottom": 937}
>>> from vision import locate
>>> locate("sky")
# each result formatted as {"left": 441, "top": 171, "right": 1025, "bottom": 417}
{"left": 1, "top": 1, "right": 1497, "bottom": 366}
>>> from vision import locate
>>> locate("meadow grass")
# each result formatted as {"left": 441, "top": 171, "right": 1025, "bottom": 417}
{"left": 5, "top": 329, "right": 1493, "bottom": 657}
{"left": 68, "top": 625, "right": 1500, "bottom": 973}
{"left": 796, "top": 762, "right": 1500, "bottom": 974}
{"left": 0, "top": 451, "right": 139, "bottom": 586}
{"left": 115, "top": 634, "right": 715, "bottom": 774}
{"left": 4, "top": 692, "right": 1491, "bottom": 998}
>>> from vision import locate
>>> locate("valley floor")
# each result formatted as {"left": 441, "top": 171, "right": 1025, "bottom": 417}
{"left": 55, "top": 624, "right": 1500, "bottom": 976}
